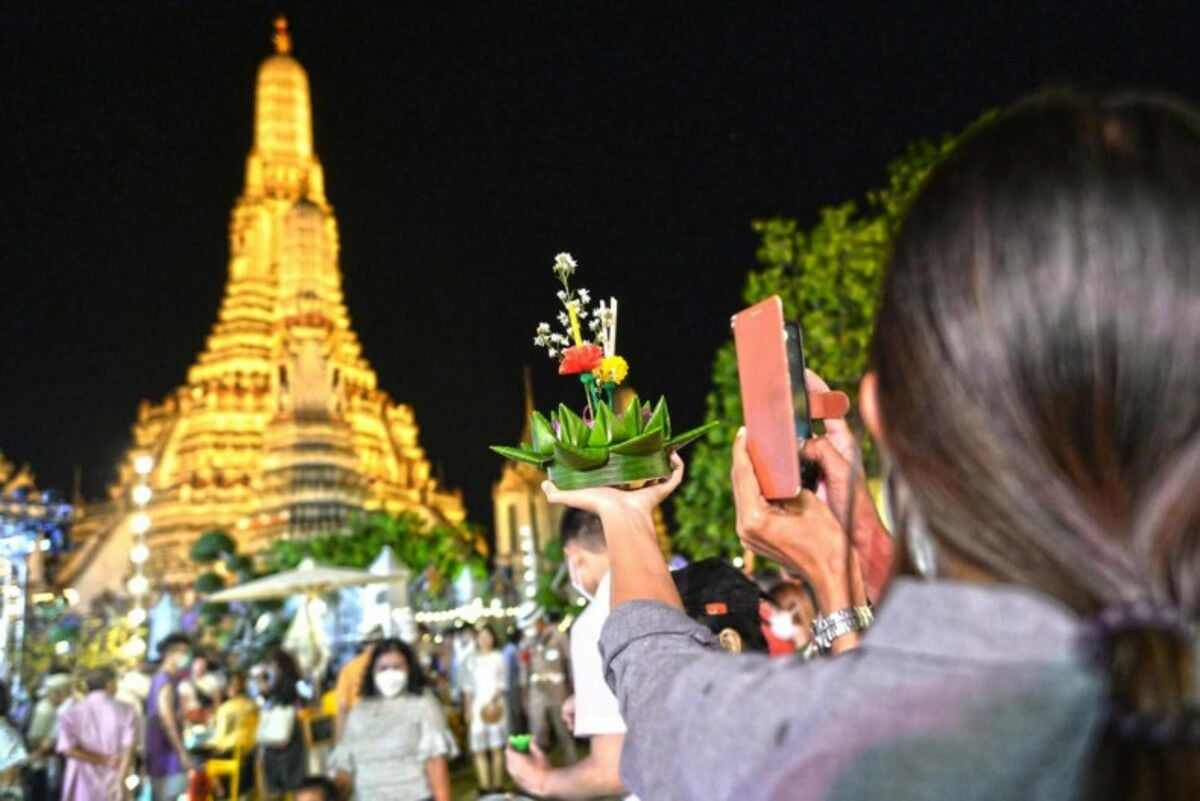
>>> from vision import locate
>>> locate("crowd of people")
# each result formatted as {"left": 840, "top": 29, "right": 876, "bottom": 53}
{"left": 1, "top": 88, "right": 1197, "bottom": 800}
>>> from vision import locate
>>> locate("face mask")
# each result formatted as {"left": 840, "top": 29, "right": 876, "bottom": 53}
{"left": 374, "top": 668, "right": 407, "bottom": 698}
{"left": 769, "top": 611, "right": 799, "bottom": 642}
{"left": 567, "top": 560, "right": 593, "bottom": 602}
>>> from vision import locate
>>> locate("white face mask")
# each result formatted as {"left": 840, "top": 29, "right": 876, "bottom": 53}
{"left": 374, "top": 668, "right": 407, "bottom": 698}
{"left": 567, "top": 559, "right": 593, "bottom": 602}
{"left": 768, "top": 611, "right": 799, "bottom": 642}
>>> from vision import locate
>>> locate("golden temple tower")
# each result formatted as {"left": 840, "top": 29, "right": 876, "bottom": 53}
{"left": 491, "top": 369, "right": 564, "bottom": 574}
{"left": 63, "top": 18, "right": 464, "bottom": 601}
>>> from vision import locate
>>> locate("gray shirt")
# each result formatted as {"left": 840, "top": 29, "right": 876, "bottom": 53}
{"left": 599, "top": 577, "right": 1106, "bottom": 801}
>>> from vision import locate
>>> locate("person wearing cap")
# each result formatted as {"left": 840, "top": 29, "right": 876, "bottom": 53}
{"left": 519, "top": 607, "right": 576, "bottom": 765}
{"left": 670, "top": 558, "right": 773, "bottom": 654}
{"left": 56, "top": 667, "right": 137, "bottom": 801}
{"left": 27, "top": 670, "right": 73, "bottom": 800}
{"left": 506, "top": 509, "right": 629, "bottom": 800}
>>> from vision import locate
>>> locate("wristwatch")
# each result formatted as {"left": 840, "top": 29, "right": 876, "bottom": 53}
{"left": 811, "top": 605, "right": 873, "bottom": 652}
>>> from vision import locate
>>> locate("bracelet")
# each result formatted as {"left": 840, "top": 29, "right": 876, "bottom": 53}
{"left": 811, "top": 605, "right": 873, "bottom": 652}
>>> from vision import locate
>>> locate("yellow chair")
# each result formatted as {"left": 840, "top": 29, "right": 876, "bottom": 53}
{"left": 321, "top": 688, "right": 338, "bottom": 717}
{"left": 206, "top": 708, "right": 259, "bottom": 801}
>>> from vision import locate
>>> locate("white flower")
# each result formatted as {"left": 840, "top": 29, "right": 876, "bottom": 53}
{"left": 577, "top": 288, "right": 591, "bottom": 305}
{"left": 547, "top": 348, "right": 559, "bottom": 358}
{"left": 556, "top": 289, "right": 568, "bottom": 302}
{"left": 549, "top": 333, "right": 570, "bottom": 346}
{"left": 557, "top": 311, "right": 570, "bottom": 328}
{"left": 536, "top": 322, "right": 551, "bottom": 336}
{"left": 553, "top": 252, "right": 577, "bottom": 279}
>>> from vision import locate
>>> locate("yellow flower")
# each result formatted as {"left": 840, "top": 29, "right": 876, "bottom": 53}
{"left": 595, "top": 355, "right": 629, "bottom": 385}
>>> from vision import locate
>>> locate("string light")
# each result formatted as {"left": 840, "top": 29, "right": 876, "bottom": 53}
{"left": 128, "top": 455, "right": 153, "bottom": 627}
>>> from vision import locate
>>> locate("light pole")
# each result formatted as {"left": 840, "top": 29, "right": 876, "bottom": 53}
{"left": 126, "top": 455, "right": 153, "bottom": 647}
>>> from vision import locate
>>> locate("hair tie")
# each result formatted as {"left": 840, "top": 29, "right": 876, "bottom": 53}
{"left": 1084, "top": 601, "right": 1200, "bottom": 749}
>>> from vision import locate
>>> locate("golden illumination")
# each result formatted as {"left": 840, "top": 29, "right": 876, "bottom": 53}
{"left": 62, "top": 19, "right": 465, "bottom": 595}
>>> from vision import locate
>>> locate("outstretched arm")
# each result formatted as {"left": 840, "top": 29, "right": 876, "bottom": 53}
{"left": 541, "top": 453, "right": 686, "bottom": 612}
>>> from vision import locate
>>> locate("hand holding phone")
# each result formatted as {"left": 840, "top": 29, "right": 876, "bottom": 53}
{"left": 731, "top": 296, "right": 818, "bottom": 500}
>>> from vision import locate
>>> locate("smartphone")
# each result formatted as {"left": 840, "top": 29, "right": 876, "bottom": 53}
{"left": 731, "top": 296, "right": 818, "bottom": 499}
{"left": 784, "top": 321, "right": 820, "bottom": 492}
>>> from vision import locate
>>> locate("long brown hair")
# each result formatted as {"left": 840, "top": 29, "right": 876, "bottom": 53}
{"left": 871, "top": 89, "right": 1200, "bottom": 799}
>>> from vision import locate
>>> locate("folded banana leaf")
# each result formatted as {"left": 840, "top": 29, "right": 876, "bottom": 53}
{"left": 491, "top": 397, "right": 719, "bottom": 489}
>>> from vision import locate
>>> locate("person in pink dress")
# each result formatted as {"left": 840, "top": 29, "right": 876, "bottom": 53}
{"left": 56, "top": 667, "right": 137, "bottom": 801}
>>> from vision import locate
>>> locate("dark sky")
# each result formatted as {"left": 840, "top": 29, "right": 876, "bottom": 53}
{"left": 2, "top": 2, "right": 1197, "bottom": 526}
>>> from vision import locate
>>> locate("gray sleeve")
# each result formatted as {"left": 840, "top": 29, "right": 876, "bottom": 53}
{"left": 600, "top": 600, "right": 821, "bottom": 801}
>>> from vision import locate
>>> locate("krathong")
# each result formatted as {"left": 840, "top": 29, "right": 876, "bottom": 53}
{"left": 491, "top": 252, "right": 717, "bottom": 490}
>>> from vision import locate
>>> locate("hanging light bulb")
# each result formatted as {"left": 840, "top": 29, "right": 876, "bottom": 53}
{"left": 130, "top": 544, "right": 150, "bottom": 565}
{"left": 132, "top": 485, "right": 152, "bottom": 505}
{"left": 131, "top": 514, "right": 150, "bottom": 534}
{"left": 127, "top": 575, "right": 149, "bottom": 596}
{"left": 127, "top": 606, "right": 147, "bottom": 626}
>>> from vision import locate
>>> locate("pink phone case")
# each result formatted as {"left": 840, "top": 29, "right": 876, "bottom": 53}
{"left": 731, "top": 296, "right": 800, "bottom": 500}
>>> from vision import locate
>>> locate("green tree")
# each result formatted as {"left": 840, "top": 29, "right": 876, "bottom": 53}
{"left": 672, "top": 131, "right": 970, "bottom": 559}
{"left": 262, "top": 511, "right": 489, "bottom": 610}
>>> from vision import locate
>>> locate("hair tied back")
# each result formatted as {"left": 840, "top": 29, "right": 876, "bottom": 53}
{"left": 1084, "top": 600, "right": 1200, "bottom": 749}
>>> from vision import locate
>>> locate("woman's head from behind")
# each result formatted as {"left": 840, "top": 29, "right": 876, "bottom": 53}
{"left": 359, "top": 638, "right": 427, "bottom": 699}
{"left": 867, "top": 89, "right": 1200, "bottom": 614}
{"left": 865, "top": 88, "right": 1200, "bottom": 794}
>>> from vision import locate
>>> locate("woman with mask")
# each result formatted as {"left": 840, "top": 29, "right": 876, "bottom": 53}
{"left": 256, "top": 650, "right": 306, "bottom": 800}
{"left": 330, "top": 638, "right": 455, "bottom": 801}
{"left": 543, "top": 89, "right": 1200, "bottom": 800}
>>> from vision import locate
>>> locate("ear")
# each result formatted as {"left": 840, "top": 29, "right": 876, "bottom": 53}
{"left": 859, "top": 372, "right": 884, "bottom": 445}
{"left": 716, "top": 628, "right": 743, "bottom": 653}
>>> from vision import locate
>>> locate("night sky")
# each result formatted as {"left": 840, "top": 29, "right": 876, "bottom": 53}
{"left": 2, "top": 2, "right": 1197, "bottom": 527}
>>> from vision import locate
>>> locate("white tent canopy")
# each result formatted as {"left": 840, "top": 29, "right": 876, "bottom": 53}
{"left": 207, "top": 558, "right": 399, "bottom": 603}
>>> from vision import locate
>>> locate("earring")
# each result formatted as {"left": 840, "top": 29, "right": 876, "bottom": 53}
{"left": 717, "top": 628, "right": 743, "bottom": 653}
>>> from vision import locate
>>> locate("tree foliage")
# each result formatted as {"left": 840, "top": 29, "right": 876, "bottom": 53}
{"left": 190, "top": 529, "right": 236, "bottom": 563}
{"left": 672, "top": 132, "right": 969, "bottom": 559}
{"left": 262, "top": 511, "right": 489, "bottom": 608}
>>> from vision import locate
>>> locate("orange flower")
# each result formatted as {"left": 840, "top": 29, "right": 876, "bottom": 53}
{"left": 559, "top": 344, "right": 604, "bottom": 375}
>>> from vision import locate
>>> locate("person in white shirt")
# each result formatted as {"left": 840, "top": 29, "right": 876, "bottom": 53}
{"left": 463, "top": 625, "right": 509, "bottom": 793}
{"left": 507, "top": 509, "right": 630, "bottom": 799}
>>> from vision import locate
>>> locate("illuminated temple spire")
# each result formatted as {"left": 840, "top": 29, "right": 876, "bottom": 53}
{"left": 61, "top": 17, "right": 464, "bottom": 597}
{"left": 273, "top": 14, "right": 292, "bottom": 55}
{"left": 245, "top": 14, "right": 323, "bottom": 202}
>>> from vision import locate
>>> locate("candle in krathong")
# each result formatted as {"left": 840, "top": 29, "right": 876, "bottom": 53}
{"left": 609, "top": 298, "right": 618, "bottom": 357}
{"left": 568, "top": 301, "right": 583, "bottom": 347}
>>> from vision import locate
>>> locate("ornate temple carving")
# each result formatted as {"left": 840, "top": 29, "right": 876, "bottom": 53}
{"left": 63, "top": 18, "right": 464, "bottom": 601}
